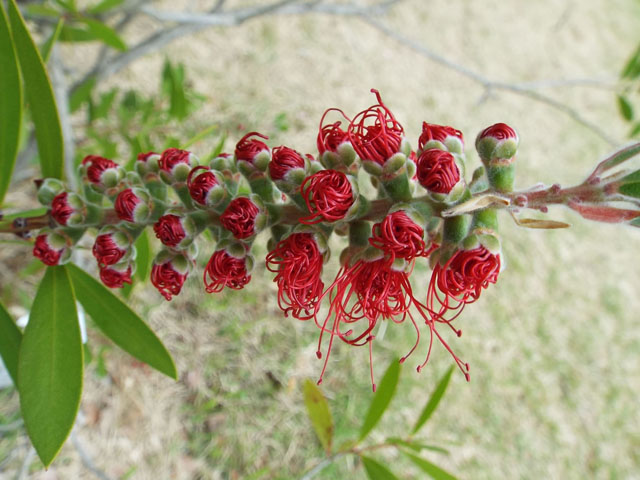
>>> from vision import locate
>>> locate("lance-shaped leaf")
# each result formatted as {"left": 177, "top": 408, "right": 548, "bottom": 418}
{"left": 134, "top": 230, "right": 151, "bottom": 282}
{"left": 359, "top": 358, "right": 401, "bottom": 441}
{"left": 0, "top": 1, "right": 23, "bottom": 206}
{"left": 510, "top": 216, "right": 570, "bottom": 230}
{"left": 412, "top": 366, "right": 454, "bottom": 435}
{"left": 361, "top": 456, "right": 400, "bottom": 480}
{"left": 40, "top": 18, "right": 64, "bottom": 64}
{"left": 67, "top": 264, "right": 177, "bottom": 379}
{"left": 80, "top": 18, "right": 127, "bottom": 51}
{"left": 18, "top": 266, "right": 83, "bottom": 467}
{"left": 303, "top": 379, "right": 333, "bottom": 453}
{"left": 403, "top": 452, "right": 457, "bottom": 480}
{"left": 0, "top": 301, "right": 22, "bottom": 385}
{"left": 568, "top": 201, "right": 640, "bottom": 223}
{"left": 8, "top": 0, "right": 64, "bottom": 180}
{"left": 588, "top": 142, "right": 640, "bottom": 180}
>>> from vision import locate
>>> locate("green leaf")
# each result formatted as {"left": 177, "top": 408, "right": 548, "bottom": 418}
{"left": 25, "top": 4, "right": 62, "bottom": 18}
{"left": 80, "top": 18, "right": 126, "bottom": 51}
{"left": 0, "top": 1, "right": 23, "bottom": 206}
{"left": 621, "top": 44, "right": 640, "bottom": 79}
{"left": 163, "top": 59, "right": 188, "bottom": 120}
{"left": 412, "top": 366, "right": 454, "bottom": 435}
{"left": 361, "top": 456, "right": 400, "bottom": 480}
{"left": 134, "top": 230, "right": 151, "bottom": 282}
{"left": 18, "top": 266, "right": 83, "bottom": 467}
{"left": 8, "top": 0, "right": 64, "bottom": 180}
{"left": 386, "top": 437, "right": 449, "bottom": 455}
{"left": 40, "top": 18, "right": 64, "bottom": 64}
{"left": 403, "top": 452, "right": 457, "bottom": 480}
{"left": 630, "top": 122, "right": 640, "bottom": 138}
{"left": 88, "top": 0, "right": 125, "bottom": 14}
{"left": 0, "top": 301, "right": 22, "bottom": 385}
{"left": 181, "top": 124, "right": 219, "bottom": 150}
{"left": 59, "top": 25, "right": 96, "bottom": 42}
{"left": 67, "top": 264, "right": 177, "bottom": 379}
{"left": 618, "top": 95, "right": 634, "bottom": 122}
{"left": 618, "top": 182, "right": 640, "bottom": 198}
{"left": 359, "top": 358, "right": 401, "bottom": 441}
{"left": 69, "top": 76, "right": 96, "bottom": 113}
{"left": 303, "top": 379, "right": 334, "bottom": 453}
{"left": 89, "top": 88, "right": 117, "bottom": 121}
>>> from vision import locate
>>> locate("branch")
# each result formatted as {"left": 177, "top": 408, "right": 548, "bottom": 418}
{"left": 360, "top": 16, "right": 620, "bottom": 147}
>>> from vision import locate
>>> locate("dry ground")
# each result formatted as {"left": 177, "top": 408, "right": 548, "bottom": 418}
{"left": 2, "top": 0, "right": 640, "bottom": 478}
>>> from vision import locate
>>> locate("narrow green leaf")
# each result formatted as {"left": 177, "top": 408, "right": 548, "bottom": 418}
{"left": 80, "top": 18, "right": 126, "bottom": 51}
{"left": 0, "top": 301, "right": 22, "bottom": 385}
{"left": 18, "top": 266, "right": 83, "bottom": 467}
{"left": 359, "top": 358, "right": 401, "bottom": 441}
{"left": 53, "top": 0, "right": 77, "bottom": 13}
{"left": 403, "top": 452, "right": 457, "bottom": 480}
{"left": 134, "top": 230, "right": 151, "bottom": 282}
{"left": 618, "top": 182, "right": 640, "bottom": 198}
{"left": 386, "top": 437, "right": 449, "bottom": 455}
{"left": 25, "top": 4, "right": 62, "bottom": 17}
{"left": 361, "top": 456, "right": 400, "bottom": 480}
{"left": 621, "top": 44, "right": 640, "bottom": 79}
{"left": 69, "top": 76, "right": 96, "bottom": 113}
{"left": 412, "top": 366, "right": 454, "bottom": 435}
{"left": 630, "top": 122, "right": 640, "bottom": 138}
{"left": 88, "top": 0, "right": 125, "bottom": 14}
{"left": 181, "top": 124, "right": 219, "bottom": 150}
{"left": 67, "top": 264, "right": 177, "bottom": 379}
{"left": 0, "top": 1, "right": 23, "bottom": 206}
{"left": 8, "top": 0, "right": 64, "bottom": 180}
{"left": 303, "top": 379, "right": 334, "bottom": 453}
{"left": 617, "top": 95, "right": 634, "bottom": 122}
{"left": 40, "top": 18, "right": 64, "bottom": 64}
{"left": 60, "top": 24, "right": 96, "bottom": 42}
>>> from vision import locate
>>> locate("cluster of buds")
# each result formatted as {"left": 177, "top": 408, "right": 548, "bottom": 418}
{"left": 28, "top": 89, "right": 528, "bottom": 390}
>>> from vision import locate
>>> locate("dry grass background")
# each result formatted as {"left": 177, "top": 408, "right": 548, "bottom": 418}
{"left": 2, "top": 0, "right": 640, "bottom": 478}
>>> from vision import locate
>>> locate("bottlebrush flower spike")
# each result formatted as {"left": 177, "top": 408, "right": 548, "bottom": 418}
{"left": 93, "top": 227, "right": 132, "bottom": 267}
{"left": 187, "top": 166, "right": 226, "bottom": 208}
{"left": 369, "top": 210, "right": 435, "bottom": 261}
{"left": 153, "top": 214, "right": 195, "bottom": 248}
{"left": 416, "top": 149, "right": 463, "bottom": 199}
{"left": 347, "top": 89, "right": 405, "bottom": 167}
{"left": 300, "top": 169, "right": 356, "bottom": 224}
{"left": 475, "top": 122, "right": 519, "bottom": 162}
{"left": 235, "top": 132, "right": 271, "bottom": 171}
{"left": 33, "top": 232, "right": 70, "bottom": 266}
{"left": 82, "top": 155, "right": 121, "bottom": 188}
{"left": 204, "top": 246, "right": 253, "bottom": 293}
{"left": 51, "top": 192, "right": 85, "bottom": 226}
{"left": 266, "top": 231, "right": 327, "bottom": 319}
{"left": 151, "top": 251, "right": 191, "bottom": 301}
{"left": 159, "top": 148, "right": 197, "bottom": 183}
{"left": 114, "top": 188, "right": 150, "bottom": 223}
{"left": 418, "top": 122, "right": 464, "bottom": 154}
{"left": 99, "top": 263, "right": 133, "bottom": 289}
{"left": 220, "top": 196, "right": 263, "bottom": 240}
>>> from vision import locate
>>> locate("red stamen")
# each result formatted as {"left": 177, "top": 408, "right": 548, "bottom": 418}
{"left": 300, "top": 170, "right": 354, "bottom": 224}
{"left": 203, "top": 250, "right": 251, "bottom": 293}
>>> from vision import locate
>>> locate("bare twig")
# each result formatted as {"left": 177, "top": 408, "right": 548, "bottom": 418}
{"left": 360, "top": 16, "right": 619, "bottom": 146}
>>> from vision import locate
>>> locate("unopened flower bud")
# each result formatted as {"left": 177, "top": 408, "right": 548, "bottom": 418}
{"left": 269, "top": 146, "right": 307, "bottom": 193}
{"left": 153, "top": 214, "right": 196, "bottom": 248}
{"left": 51, "top": 192, "right": 86, "bottom": 226}
{"left": 99, "top": 262, "right": 133, "bottom": 289}
{"left": 300, "top": 169, "right": 357, "bottom": 224}
{"left": 135, "top": 151, "right": 161, "bottom": 176}
{"left": 317, "top": 111, "right": 357, "bottom": 170}
{"left": 187, "top": 166, "right": 226, "bottom": 208}
{"left": 82, "top": 155, "right": 122, "bottom": 189}
{"left": 114, "top": 188, "right": 150, "bottom": 223}
{"left": 151, "top": 250, "right": 191, "bottom": 301}
{"left": 93, "top": 227, "right": 133, "bottom": 267}
{"left": 203, "top": 246, "right": 253, "bottom": 293}
{"left": 418, "top": 122, "right": 464, "bottom": 155}
{"left": 159, "top": 148, "right": 198, "bottom": 183}
{"left": 37, "top": 178, "right": 65, "bottom": 206}
{"left": 369, "top": 209, "right": 433, "bottom": 261}
{"left": 33, "top": 232, "right": 71, "bottom": 266}
{"left": 220, "top": 196, "right": 265, "bottom": 240}
{"left": 235, "top": 132, "right": 271, "bottom": 172}
{"left": 475, "top": 123, "right": 519, "bottom": 163}
{"left": 416, "top": 149, "right": 465, "bottom": 201}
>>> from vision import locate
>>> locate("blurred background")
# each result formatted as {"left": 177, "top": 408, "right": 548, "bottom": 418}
{"left": 1, "top": 0, "right": 640, "bottom": 478}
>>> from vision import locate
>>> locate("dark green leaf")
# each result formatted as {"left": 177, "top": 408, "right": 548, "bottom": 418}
{"left": 361, "top": 456, "right": 400, "bottom": 480}
{"left": 359, "top": 358, "right": 401, "bottom": 441}
{"left": 621, "top": 44, "right": 640, "bottom": 79}
{"left": 618, "top": 182, "right": 640, "bottom": 198}
{"left": 69, "top": 76, "right": 96, "bottom": 113}
{"left": 303, "top": 379, "right": 333, "bottom": 453}
{"left": 412, "top": 366, "right": 454, "bottom": 435}
{"left": 40, "top": 18, "right": 64, "bottom": 64}
{"left": 386, "top": 437, "right": 449, "bottom": 455}
{"left": 67, "top": 264, "right": 177, "bottom": 379}
{"left": 88, "top": 0, "right": 125, "bottom": 14}
{"left": 630, "top": 122, "right": 640, "bottom": 138}
{"left": 18, "top": 266, "right": 83, "bottom": 467}
{"left": 80, "top": 18, "right": 126, "bottom": 51}
{"left": 134, "top": 230, "right": 151, "bottom": 282}
{"left": 0, "top": 1, "right": 23, "bottom": 206}
{"left": 403, "top": 452, "right": 457, "bottom": 480}
{"left": 618, "top": 95, "right": 634, "bottom": 122}
{"left": 8, "top": 0, "right": 64, "bottom": 180}
{"left": 0, "top": 301, "right": 21, "bottom": 385}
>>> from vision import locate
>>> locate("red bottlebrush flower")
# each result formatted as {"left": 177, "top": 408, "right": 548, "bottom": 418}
{"left": 416, "top": 149, "right": 461, "bottom": 194}
{"left": 93, "top": 231, "right": 129, "bottom": 267}
{"left": 235, "top": 132, "right": 270, "bottom": 164}
{"left": 300, "top": 170, "right": 355, "bottom": 224}
{"left": 187, "top": 166, "right": 220, "bottom": 206}
{"left": 269, "top": 146, "right": 305, "bottom": 181}
{"left": 151, "top": 259, "right": 188, "bottom": 301}
{"left": 347, "top": 89, "right": 404, "bottom": 165}
{"left": 203, "top": 250, "right": 251, "bottom": 293}
{"left": 317, "top": 108, "right": 350, "bottom": 155}
{"left": 33, "top": 234, "right": 64, "bottom": 266}
{"left": 51, "top": 192, "right": 74, "bottom": 226}
{"left": 153, "top": 214, "right": 186, "bottom": 247}
{"left": 159, "top": 148, "right": 192, "bottom": 173}
{"left": 266, "top": 232, "right": 325, "bottom": 319}
{"left": 82, "top": 155, "right": 119, "bottom": 185}
{"left": 369, "top": 211, "right": 435, "bottom": 261}
{"left": 418, "top": 122, "right": 464, "bottom": 151}
{"left": 99, "top": 264, "right": 132, "bottom": 289}
{"left": 220, "top": 197, "right": 260, "bottom": 239}
{"left": 477, "top": 123, "right": 517, "bottom": 142}
{"left": 114, "top": 188, "right": 148, "bottom": 223}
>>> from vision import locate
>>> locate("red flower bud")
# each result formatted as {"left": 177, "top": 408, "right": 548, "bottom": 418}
{"left": 347, "top": 89, "right": 404, "bottom": 165}
{"left": 418, "top": 122, "right": 463, "bottom": 152}
{"left": 317, "top": 109, "right": 350, "bottom": 155}
{"left": 151, "top": 258, "right": 189, "bottom": 301}
{"left": 477, "top": 123, "right": 517, "bottom": 142}
{"left": 416, "top": 149, "right": 461, "bottom": 194}
{"left": 300, "top": 170, "right": 355, "bottom": 224}
{"left": 235, "top": 132, "right": 270, "bottom": 164}
{"left": 269, "top": 146, "right": 305, "bottom": 181}
{"left": 220, "top": 197, "right": 260, "bottom": 239}
{"left": 266, "top": 232, "right": 325, "bottom": 319}
{"left": 187, "top": 166, "right": 220, "bottom": 206}
{"left": 82, "top": 155, "right": 119, "bottom": 186}
{"left": 137, "top": 152, "right": 158, "bottom": 162}
{"left": 51, "top": 192, "right": 74, "bottom": 226}
{"left": 203, "top": 249, "right": 251, "bottom": 293}
{"left": 475, "top": 123, "right": 519, "bottom": 163}
{"left": 370, "top": 211, "right": 434, "bottom": 261}
{"left": 33, "top": 234, "right": 65, "bottom": 266}
{"left": 99, "top": 264, "right": 132, "bottom": 289}
{"left": 93, "top": 230, "right": 129, "bottom": 267}
{"left": 153, "top": 214, "right": 186, "bottom": 248}
{"left": 114, "top": 188, "right": 148, "bottom": 223}
{"left": 159, "top": 148, "right": 193, "bottom": 173}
